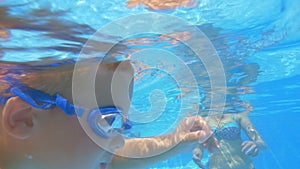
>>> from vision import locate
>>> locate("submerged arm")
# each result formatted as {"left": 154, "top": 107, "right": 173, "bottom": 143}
{"left": 238, "top": 107, "right": 267, "bottom": 157}
{"left": 110, "top": 116, "right": 214, "bottom": 169}
{"left": 240, "top": 113, "right": 266, "bottom": 148}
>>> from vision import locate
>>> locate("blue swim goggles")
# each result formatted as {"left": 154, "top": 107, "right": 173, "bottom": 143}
{"left": 0, "top": 77, "right": 132, "bottom": 138}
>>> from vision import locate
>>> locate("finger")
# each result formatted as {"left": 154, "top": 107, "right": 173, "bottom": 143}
{"left": 241, "top": 141, "right": 246, "bottom": 147}
{"left": 213, "top": 137, "right": 220, "bottom": 148}
{"left": 191, "top": 120, "right": 204, "bottom": 132}
{"left": 183, "top": 116, "right": 205, "bottom": 132}
{"left": 251, "top": 147, "right": 259, "bottom": 157}
{"left": 241, "top": 142, "right": 251, "bottom": 152}
{"left": 245, "top": 144, "right": 257, "bottom": 156}
{"left": 183, "top": 131, "right": 203, "bottom": 142}
{"left": 198, "top": 130, "right": 211, "bottom": 143}
{"left": 203, "top": 136, "right": 219, "bottom": 152}
{"left": 210, "top": 137, "right": 219, "bottom": 149}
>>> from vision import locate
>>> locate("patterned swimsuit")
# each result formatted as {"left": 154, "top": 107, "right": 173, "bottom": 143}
{"left": 211, "top": 119, "right": 241, "bottom": 140}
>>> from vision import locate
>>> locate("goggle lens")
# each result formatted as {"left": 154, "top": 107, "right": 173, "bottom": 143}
{"left": 88, "top": 107, "right": 131, "bottom": 138}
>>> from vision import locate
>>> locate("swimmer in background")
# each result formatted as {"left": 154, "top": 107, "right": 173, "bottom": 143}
{"left": 193, "top": 102, "right": 267, "bottom": 169}
{"left": 126, "top": 0, "right": 199, "bottom": 11}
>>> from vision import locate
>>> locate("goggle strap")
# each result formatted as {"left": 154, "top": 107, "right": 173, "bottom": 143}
{"left": 10, "top": 87, "right": 54, "bottom": 109}
{"left": 55, "top": 94, "right": 84, "bottom": 116}
{"left": 9, "top": 85, "right": 84, "bottom": 117}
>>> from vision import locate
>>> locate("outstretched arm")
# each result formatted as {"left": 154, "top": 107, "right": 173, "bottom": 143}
{"left": 110, "top": 116, "right": 215, "bottom": 169}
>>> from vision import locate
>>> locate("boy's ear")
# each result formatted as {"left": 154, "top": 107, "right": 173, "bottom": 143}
{"left": 1, "top": 97, "right": 35, "bottom": 139}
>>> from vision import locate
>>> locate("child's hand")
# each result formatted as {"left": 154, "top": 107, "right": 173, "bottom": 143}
{"left": 174, "top": 116, "right": 219, "bottom": 151}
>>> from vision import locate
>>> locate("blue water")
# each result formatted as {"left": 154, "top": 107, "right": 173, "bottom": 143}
{"left": 1, "top": 0, "right": 300, "bottom": 169}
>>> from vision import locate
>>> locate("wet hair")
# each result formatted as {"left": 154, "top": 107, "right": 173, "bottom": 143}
{"left": 0, "top": 58, "right": 126, "bottom": 105}
{"left": 0, "top": 60, "right": 74, "bottom": 102}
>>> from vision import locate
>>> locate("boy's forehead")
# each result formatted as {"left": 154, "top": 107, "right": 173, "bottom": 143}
{"left": 72, "top": 60, "right": 133, "bottom": 110}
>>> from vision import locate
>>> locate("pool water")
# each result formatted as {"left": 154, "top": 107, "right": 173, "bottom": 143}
{"left": 1, "top": 0, "right": 299, "bottom": 169}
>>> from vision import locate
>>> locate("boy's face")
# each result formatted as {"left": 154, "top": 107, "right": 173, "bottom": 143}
{"left": 0, "top": 60, "right": 134, "bottom": 169}
{"left": 0, "top": 106, "right": 124, "bottom": 169}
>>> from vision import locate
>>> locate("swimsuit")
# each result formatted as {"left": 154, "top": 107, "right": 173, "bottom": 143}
{"left": 211, "top": 116, "right": 241, "bottom": 140}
